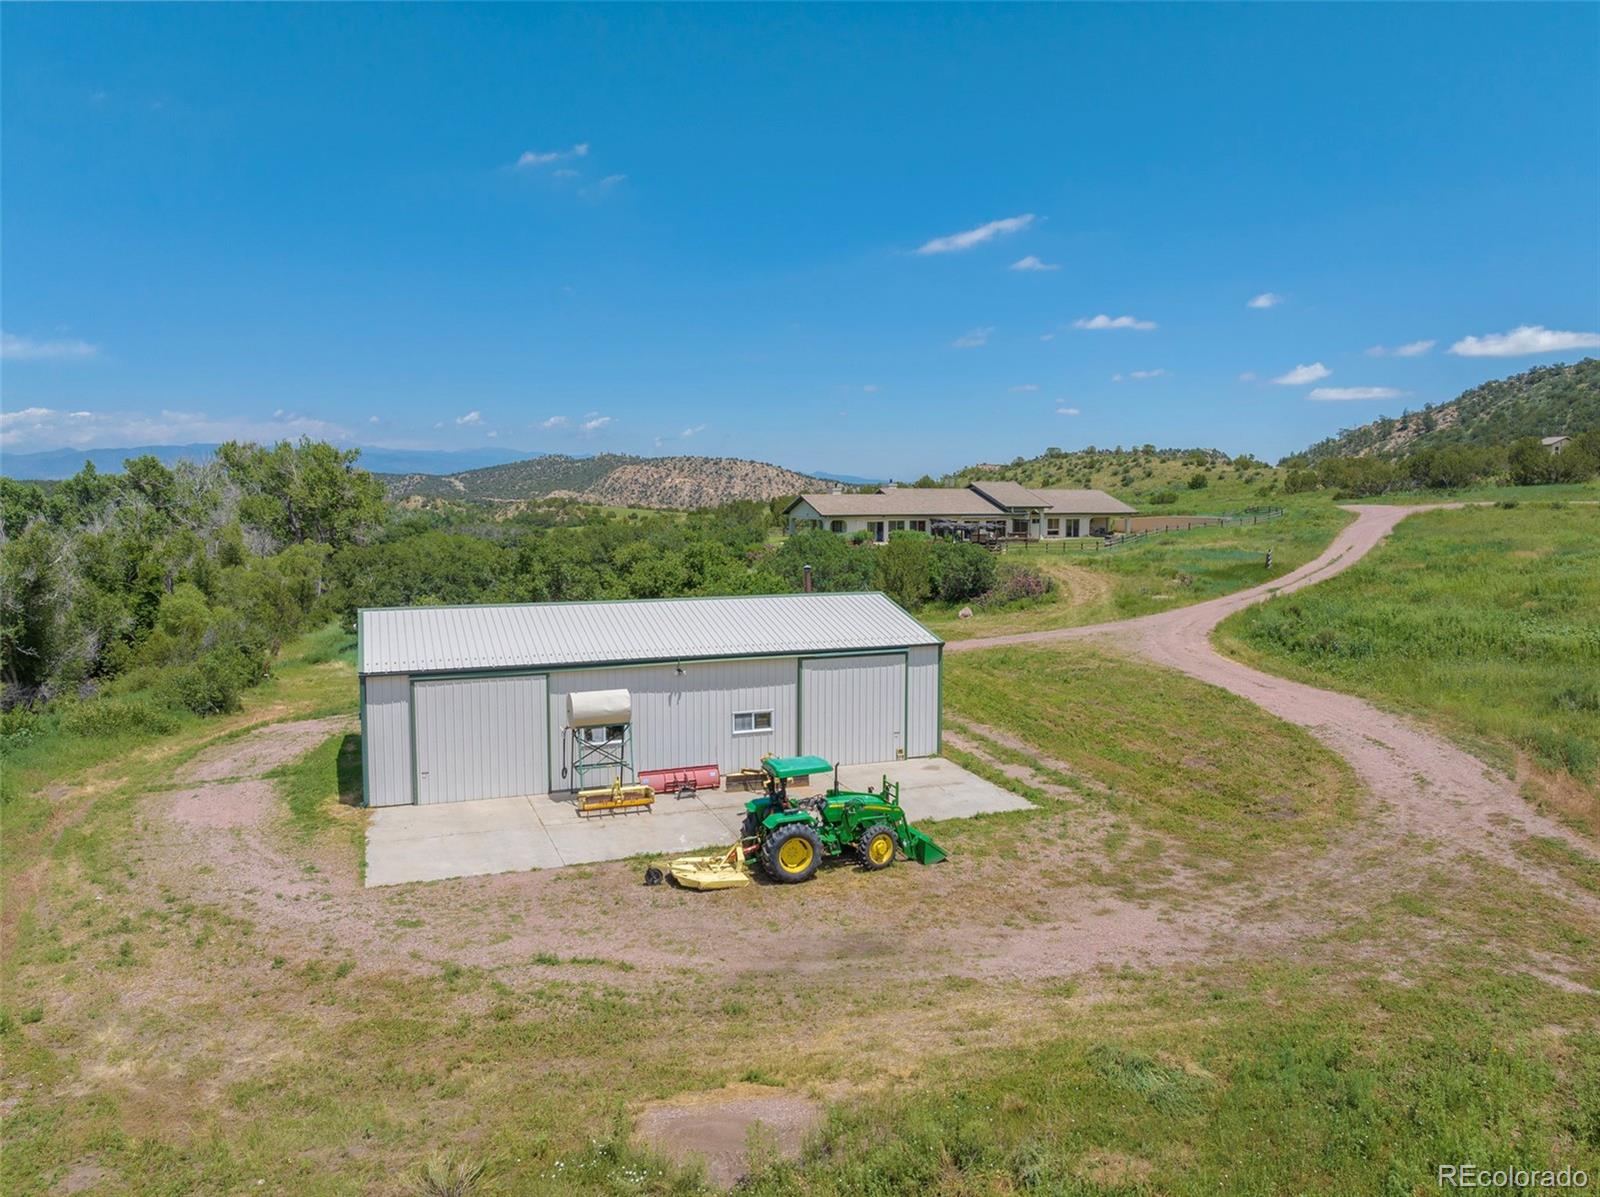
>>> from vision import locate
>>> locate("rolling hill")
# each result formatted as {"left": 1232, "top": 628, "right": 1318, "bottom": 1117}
{"left": 382, "top": 453, "right": 825, "bottom": 508}
{"left": 1297, "top": 358, "right": 1600, "bottom": 462}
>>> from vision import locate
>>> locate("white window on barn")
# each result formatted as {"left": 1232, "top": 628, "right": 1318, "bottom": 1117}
{"left": 733, "top": 710, "right": 774, "bottom": 736}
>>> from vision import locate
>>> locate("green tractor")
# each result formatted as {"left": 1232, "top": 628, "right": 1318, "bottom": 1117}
{"left": 739, "top": 755, "right": 948, "bottom": 884}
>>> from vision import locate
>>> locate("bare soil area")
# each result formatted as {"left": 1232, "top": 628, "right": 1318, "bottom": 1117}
{"left": 634, "top": 1085, "right": 823, "bottom": 1188}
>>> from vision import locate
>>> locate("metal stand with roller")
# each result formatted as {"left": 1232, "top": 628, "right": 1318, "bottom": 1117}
{"left": 561, "top": 689, "right": 656, "bottom": 815}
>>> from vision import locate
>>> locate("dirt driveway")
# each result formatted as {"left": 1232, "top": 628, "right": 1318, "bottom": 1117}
{"left": 950, "top": 503, "right": 1599, "bottom": 882}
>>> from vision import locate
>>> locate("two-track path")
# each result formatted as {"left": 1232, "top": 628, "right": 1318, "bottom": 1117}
{"left": 949, "top": 504, "right": 1597, "bottom": 876}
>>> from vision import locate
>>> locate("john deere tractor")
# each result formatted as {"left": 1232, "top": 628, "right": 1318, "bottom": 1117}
{"left": 739, "top": 755, "right": 947, "bottom": 883}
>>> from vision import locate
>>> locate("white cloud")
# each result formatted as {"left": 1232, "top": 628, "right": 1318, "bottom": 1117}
{"left": 1073, "top": 314, "right": 1157, "bottom": 331}
{"left": 862, "top": 384, "right": 880, "bottom": 393}
{"left": 1056, "top": 406, "right": 1080, "bottom": 416}
{"left": 1039, "top": 333, "right": 1056, "bottom": 342}
{"left": 1271, "top": 362, "right": 1331, "bottom": 385}
{"left": 1010, "top": 255, "right": 1059, "bottom": 272}
{"left": 580, "top": 415, "right": 613, "bottom": 433}
{"left": 1308, "top": 386, "right": 1406, "bottom": 401}
{"left": 1448, "top": 324, "right": 1600, "bottom": 357}
{"left": 1367, "top": 340, "right": 1435, "bottom": 358}
{"left": 1, "top": 330, "right": 100, "bottom": 361}
{"left": 680, "top": 424, "right": 706, "bottom": 438}
{"left": 952, "top": 326, "right": 994, "bottom": 348}
{"left": 917, "top": 214, "right": 1034, "bottom": 255}
{"left": 539, "top": 416, "right": 570, "bottom": 429}
{"left": 455, "top": 411, "right": 482, "bottom": 426}
{"left": 1113, "top": 369, "right": 1166, "bottom": 382}
{"left": 1247, "top": 292, "right": 1283, "bottom": 309}
{"left": 1009, "top": 384, "right": 1039, "bottom": 392}
{"left": 1238, "top": 371, "right": 1258, "bottom": 382}
{"left": 515, "top": 143, "right": 589, "bottom": 169}
{"left": 487, "top": 430, "right": 498, "bottom": 438}
{"left": 0, "top": 406, "right": 349, "bottom": 451}
{"left": 369, "top": 415, "right": 381, "bottom": 424}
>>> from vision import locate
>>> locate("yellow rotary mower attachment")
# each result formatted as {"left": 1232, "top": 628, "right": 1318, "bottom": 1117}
{"left": 576, "top": 779, "right": 656, "bottom": 815}
{"left": 668, "top": 842, "right": 751, "bottom": 890}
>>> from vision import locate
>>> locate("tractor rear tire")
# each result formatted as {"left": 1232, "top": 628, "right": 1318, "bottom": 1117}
{"left": 762, "top": 824, "right": 823, "bottom": 884}
{"left": 857, "top": 823, "right": 898, "bottom": 871}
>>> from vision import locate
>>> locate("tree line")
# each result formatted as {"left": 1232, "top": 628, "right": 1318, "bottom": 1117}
{"left": 1279, "top": 432, "right": 1600, "bottom": 498}
{"left": 1, "top": 440, "right": 1014, "bottom": 727}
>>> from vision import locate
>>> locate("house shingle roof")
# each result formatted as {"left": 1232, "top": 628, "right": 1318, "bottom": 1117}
{"left": 792, "top": 489, "right": 1007, "bottom": 517}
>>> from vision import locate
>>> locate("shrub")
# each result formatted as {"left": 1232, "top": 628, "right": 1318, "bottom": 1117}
{"left": 977, "top": 562, "right": 1052, "bottom": 609}
{"left": 161, "top": 649, "right": 253, "bottom": 716}
{"left": 1187, "top": 472, "right": 1209, "bottom": 490}
{"left": 1150, "top": 490, "right": 1178, "bottom": 505}
{"left": 61, "top": 698, "right": 180, "bottom": 739}
{"left": 929, "top": 539, "right": 997, "bottom": 603}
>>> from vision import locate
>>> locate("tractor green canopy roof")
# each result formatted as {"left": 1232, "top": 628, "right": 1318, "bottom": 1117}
{"left": 761, "top": 755, "right": 833, "bottom": 780}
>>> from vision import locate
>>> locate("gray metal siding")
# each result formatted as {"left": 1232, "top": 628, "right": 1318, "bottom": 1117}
{"left": 413, "top": 675, "right": 548, "bottom": 805}
{"left": 906, "top": 645, "right": 940, "bottom": 757}
{"left": 359, "top": 592, "right": 940, "bottom": 676}
{"left": 364, "top": 674, "right": 413, "bottom": 807}
{"left": 800, "top": 654, "right": 906, "bottom": 765}
{"left": 548, "top": 659, "right": 795, "bottom": 791}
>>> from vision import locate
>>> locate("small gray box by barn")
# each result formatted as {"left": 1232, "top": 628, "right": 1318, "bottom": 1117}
{"left": 357, "top": 593, "right": 944, "bottom": 807}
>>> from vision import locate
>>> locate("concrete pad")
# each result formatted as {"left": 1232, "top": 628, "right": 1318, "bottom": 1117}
{"left": 363, "top": 756, "right": 1030, "bottom": 886}
{"left": 544, "top": 808, "right": 733, "bottom": 866}
{"left": 366, "top": 821, "right": 563, "bottom": 886}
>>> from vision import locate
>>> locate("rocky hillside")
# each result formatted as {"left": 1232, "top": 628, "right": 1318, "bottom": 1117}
{"left": 383, "top": 453, "right": 823, "bottom": 509}
{"left": 1298, "top": 358, "right": 1599, "bottom": 462}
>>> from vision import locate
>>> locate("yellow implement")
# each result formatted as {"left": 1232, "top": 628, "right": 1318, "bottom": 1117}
{"left": 668, "top": 842, "right": 751, "bottom": 890}
{"left": 576, "top": 780, "right": 655, "bottom": 815}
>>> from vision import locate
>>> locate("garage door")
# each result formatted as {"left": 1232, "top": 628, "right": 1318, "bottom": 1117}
{"left": 412, "top": 675, "right": 548, "bottom": 804}
{"left": 800, "top": 654, "right": 905, "bottom": 766}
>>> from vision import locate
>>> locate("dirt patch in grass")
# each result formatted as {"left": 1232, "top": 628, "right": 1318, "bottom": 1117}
{"left": 161, "top": 781, "right": 277, "bottom": 831}
{"left": 634, "top": 1084, "right": 823, "bottom": 1188}
{"left": 176, "top": 716, "right": 353, "bottom": 783}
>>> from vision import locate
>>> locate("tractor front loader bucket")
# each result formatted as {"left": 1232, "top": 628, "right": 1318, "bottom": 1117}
{"left": 898, "top": 823, "right": 947, "bottom": 865}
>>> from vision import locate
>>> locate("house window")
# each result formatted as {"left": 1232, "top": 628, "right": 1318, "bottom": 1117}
{"left": 1064, "top": 518, "right": 1080, "bottom": 537}
{"left": 1012, "top": 518, "right": 1029, "bottom": 535}
{"left": 910, "top": 520, "right": 927, "bottom": 532}
{"left": 581, "top": 724, "right": 626, "bottom": 745}
{"left": 830, "top": 519, "right": 846, "bottom": 533}
{"left": 733, "top": 710, "right": 774, "bottom": 736}
{"left": 889, "top": 520, "right": 906, "bottom": 532}
{"left": 1046, "top": 517, "right": 1060, "bottom": 535}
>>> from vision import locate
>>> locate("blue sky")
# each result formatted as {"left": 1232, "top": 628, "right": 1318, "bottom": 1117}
{"left": 3, "top": 4, "right": 1597, "bottom": 477}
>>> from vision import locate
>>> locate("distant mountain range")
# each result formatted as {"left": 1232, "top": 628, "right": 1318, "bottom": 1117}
{"left": 1297, "top": 358, "right": 1600, "bottom": 462}
{"left": 0, "top": 442, "right": 539, "bottom": 480}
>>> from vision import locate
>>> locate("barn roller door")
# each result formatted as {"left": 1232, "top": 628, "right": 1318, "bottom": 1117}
{"left": 412, "top": 674, "right": 548, "bottom": 804}
{"left": 799, "top": 654, "right": 905, "bottom": 766}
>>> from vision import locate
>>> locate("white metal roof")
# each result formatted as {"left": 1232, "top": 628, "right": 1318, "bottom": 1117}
{"left": 358, "top": 592, "right": 941, "bottom": 676}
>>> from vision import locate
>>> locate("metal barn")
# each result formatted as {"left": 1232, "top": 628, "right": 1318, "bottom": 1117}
{"left": 357, "top": 593, "right": 943, "bottom": 807}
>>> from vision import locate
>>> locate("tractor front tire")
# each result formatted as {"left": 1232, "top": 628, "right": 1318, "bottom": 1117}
{"left": 857, "top": 823, "right": 898, "bottom": 871}
{"left": 762, "top": 824, "right": 823, "bottom": 884}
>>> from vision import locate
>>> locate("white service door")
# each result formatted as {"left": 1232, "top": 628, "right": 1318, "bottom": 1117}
{"left": 412, "top": 675, "right": 547, "bottom": 804}
{"left": 800, "top": 654, "right": 905, "bottom": 766}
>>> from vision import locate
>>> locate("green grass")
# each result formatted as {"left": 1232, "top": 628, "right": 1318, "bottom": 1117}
{"left": 944, "top": 644, "right": 1359, "bottom": 873}
{"left": 926, "top": 504, "right": 1351, "bottom": 642}
{"left": 1217, "top": 503, "right": 1600, "bottom": 821}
